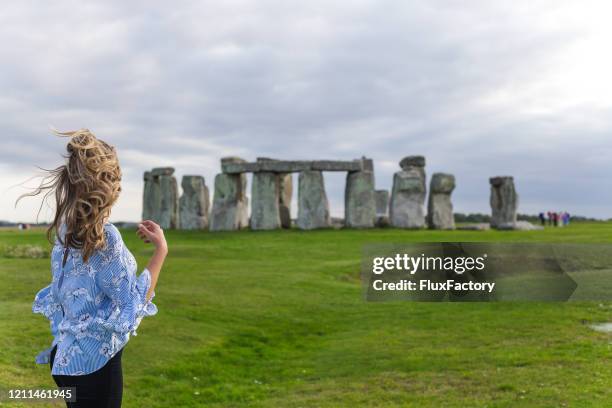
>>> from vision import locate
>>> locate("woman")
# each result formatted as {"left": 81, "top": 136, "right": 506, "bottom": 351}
{"left": 26, "top": 129, "right": 168, "bottom": 407}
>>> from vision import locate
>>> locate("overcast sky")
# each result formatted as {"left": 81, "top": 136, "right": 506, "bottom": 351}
{"left": 2, "top": 0, "right": 612, "bottom": 222}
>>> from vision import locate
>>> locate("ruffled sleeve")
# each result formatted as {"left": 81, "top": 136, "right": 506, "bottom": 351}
{"left": 32, "top": 284, "right": 63, "bottom": 363}
{"left": 33, "top": 284, "right": 63, "bottom": 333}
{"left": 94, "top": 226, "right": 157, "bottom": 336}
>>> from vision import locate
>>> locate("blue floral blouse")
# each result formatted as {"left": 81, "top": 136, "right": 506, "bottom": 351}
{"left": 33, "top": 222, "right": 157, "bottom": 375}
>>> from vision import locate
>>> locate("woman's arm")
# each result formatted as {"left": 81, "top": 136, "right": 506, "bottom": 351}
{"left": 137, "top": 220, "right": 168, "bottom": 301}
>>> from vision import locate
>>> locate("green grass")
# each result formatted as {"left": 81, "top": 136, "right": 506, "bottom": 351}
{"left": 1, "top": 223, "right": 611, "bottom": 407}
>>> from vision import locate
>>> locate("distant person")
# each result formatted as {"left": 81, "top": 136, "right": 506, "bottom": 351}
{"left": 538, "top": 212, "right": 546, "bottom": 226}
{"left": 553, "top": 212, "right": 559, "bottom": 227}
{"left": 19, "top": 129, "right": 168, "bottom": 408}
{"left": 547, "top": 211, "right": 553, "bottom": 226}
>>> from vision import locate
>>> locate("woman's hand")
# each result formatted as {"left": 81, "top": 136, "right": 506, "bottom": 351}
{"left": 137, "top": 220, "right": 168, "bottom": 253}
{"left": 137, "top": 220, "right": 168, "bottom": 301}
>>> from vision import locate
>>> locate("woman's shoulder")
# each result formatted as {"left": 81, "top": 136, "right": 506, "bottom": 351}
{"left": 103, "top": 222, "right": 121, "bottom": 239}
{"left": 102, "top": 222, "right": 125, "bottom": 251}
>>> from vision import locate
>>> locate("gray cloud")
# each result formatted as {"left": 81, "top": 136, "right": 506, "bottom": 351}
{"left": 2, "top": 0, "right": 612, "bottom": 222}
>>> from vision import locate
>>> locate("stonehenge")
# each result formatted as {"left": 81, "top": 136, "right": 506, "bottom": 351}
{"left": 142, "top": 167, "right": 179, "bottom": 229}
{"left": 217, "top": 157, "right": 373, "bottom": 231}
{"left": 179, "top": 175, "right": 209, "bottom": 230}
{"left": 390, "top": 156, "right": 427, "bottom": 228}
{"left": 141, "top": 155, "right": 533, "bottom": 234}
{"left": 427, "top": 173, "right": 456, "bottom": 230}
{"left": 489, "top": 176, "right": 519, "bottom": 229}
{"left": 143, "top": 157, "right": 376, "bottom": 231}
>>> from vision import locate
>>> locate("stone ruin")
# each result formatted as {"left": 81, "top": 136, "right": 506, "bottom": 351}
{"left": 179, "top": 175, "right": 209, "bottom": 230}
{"left": 390, "top": 156, "right": 427, "bottom": 228}
{"left": 144, "top": 168, "right": 212, "bottom": 230}
{"left": 489, "top": 176, "right": 518, "bottom": 229}
{"left": 141, "top": 156, "right": 534, "bottom": 233}
{"left": 248, "top": 158, "right": 296, "bottom": 230}
{"left": 345, "top": 160, "right": 376, "bottom": 228}
{"left": 218, "top": 157, "right": 375, "bottom": 230}
{"left": 143, "top": 167, "right": 179, "bottom": 229}
{"left": 488, "top": 176, "right": 539, "bottom": 230}
{"left": 209, "top": 157, "right": 249, "bottom": 231}
{"left": 427, "top": 173, "right": 455, "bottom": 230}
{"left": 297, "top": 170, "right": 331, "bottom": 230}
{"left": 141, "top": 156, "right": 458, "bottom": 231}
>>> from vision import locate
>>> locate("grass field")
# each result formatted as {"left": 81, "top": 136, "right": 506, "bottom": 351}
{"left": 0, "top": 223, "right": 611, "bottom": 407}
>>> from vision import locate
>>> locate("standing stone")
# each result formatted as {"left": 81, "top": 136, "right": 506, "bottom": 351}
{"left": 427, "top": 173, "right": 455, "bottom": 230}
{"left": 255, "top": 158, "right": 292, "bottom": 229}
{"left": 250, "top": 172, "right": 281, "bottom": 230}
{"left": 345, "top": 169, "right": 376, "bottom": 228}
{"left": 143, "top": 170, "right": 164, "bottom": 223}
{"left": 157, "top": 168, "right": 179, "bottom": 229}
{"left": 490, "top": 176, "right": 518, "bottom": 228}
{"left": 142, "top": 167, "right": 179, "bottom": 229}
{"left": 179, "top": 175, "right": 209, "bottom": 230}
{"left": 297, "top": 171, "right": 331, "bottom": 230}
{"left": 374, "top": 190, "right": 389, "bottom": 217}
{"left": 389, "top": 156, "right": 426, "bottom": 229}
{"left": 278, "top": 173, "right": 292, "bottom": 228}
{"left": 142, "top": 171, "right": 154, "bottom": 221}
{"left": 210, "top": 158, "right": 249, "bottom": 231}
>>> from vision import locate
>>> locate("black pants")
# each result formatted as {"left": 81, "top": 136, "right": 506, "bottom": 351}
{"left": 50, "top": 345, "right": 123, "bottom": 408}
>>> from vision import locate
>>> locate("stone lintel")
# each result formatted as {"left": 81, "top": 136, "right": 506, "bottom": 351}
{"left": 151, "top": 167, "right": 175, "bottom": 176}
{"left": 311, "top": 160, "right": 362, "bottom": 172}
{"left": 489, "top": 176, "right": 513, "bottom": 186}
{"left": 222, "top": 162, "right": 261, "bottom": 173}
{"left": 222, "top": 159, "right": 371, "bottom": 174}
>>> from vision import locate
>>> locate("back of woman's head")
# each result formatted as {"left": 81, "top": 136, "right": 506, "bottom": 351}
{"left": 19, "top": 129, "right": 122, "bottom": 261}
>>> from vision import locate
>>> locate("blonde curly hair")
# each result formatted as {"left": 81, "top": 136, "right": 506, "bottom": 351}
{"left": 19, "top": 129, "right": 122, "bottom": 261}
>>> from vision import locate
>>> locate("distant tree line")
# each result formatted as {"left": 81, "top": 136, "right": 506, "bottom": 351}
{"left": 453, "top": 213, "right": 604, "bottom": 223}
